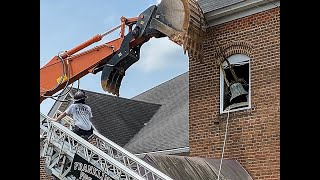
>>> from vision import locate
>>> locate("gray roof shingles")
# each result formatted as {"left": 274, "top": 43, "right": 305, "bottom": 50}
{"left": 198, "top": 0, "right": 246, "bottom": 13}
{"left": 124, "top": 72, "right": 189, "bottom": 154}
{"left": 60, "top": 89, "right": 161, "bottom": 147}
{"left": 57, "top": 72, "right": 189, "bottom": 154}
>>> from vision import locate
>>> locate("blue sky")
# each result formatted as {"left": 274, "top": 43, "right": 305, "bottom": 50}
{"left": 40, "top": 0, "right": 188, "bottom": 115}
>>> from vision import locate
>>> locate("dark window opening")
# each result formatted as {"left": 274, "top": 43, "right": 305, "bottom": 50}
{"left": 223, "top": 63, "right": 249, "bottom": 111}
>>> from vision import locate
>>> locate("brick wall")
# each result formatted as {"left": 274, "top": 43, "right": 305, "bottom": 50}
{"left": 40, "top": 139, "right": 55, "bottom": 180}
{"left": 189, "top": 7, "right": 280, "bottom": 180}
{"left": 40, "top": 158, "right": 55, "bottom": 180}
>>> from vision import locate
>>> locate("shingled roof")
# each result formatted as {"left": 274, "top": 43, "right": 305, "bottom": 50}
{"left": 59, "top": 89, "right": 161, "bottom": 147}
{"left": 198, "top": 0, "right": 245, "bottom": 13}
{"left": 55, "top": 72, "right": 188, "bottom": 153}
{"left": 125, "top": 72, "right": 189, "bottom": 154}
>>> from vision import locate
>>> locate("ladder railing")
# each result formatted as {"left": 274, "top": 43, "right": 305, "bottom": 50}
{"left": 89, "top": 131, "right": 173, "bottom": 180}
{"left": 41, "top": 113, "right": 145, "bottom": 180}
{"left": 40, "top": 113, "right": 173, "bottom": 180}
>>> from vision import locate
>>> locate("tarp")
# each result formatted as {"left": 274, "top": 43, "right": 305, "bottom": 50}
{"left": 143, "top": 154, "right": 253, "bottom": 180}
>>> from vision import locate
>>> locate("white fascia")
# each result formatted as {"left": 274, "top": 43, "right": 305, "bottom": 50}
{"left": 205, "top": 0, "right": 280, "bottom": 26}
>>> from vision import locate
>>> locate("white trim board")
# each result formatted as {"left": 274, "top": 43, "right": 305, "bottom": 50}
{"left": 204, "top": 0, "right": 280, "bottom": 26}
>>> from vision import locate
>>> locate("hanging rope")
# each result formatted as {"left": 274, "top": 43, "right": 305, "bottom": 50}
{"left": 217, "top": 107, "right": 230, "bottom": 180}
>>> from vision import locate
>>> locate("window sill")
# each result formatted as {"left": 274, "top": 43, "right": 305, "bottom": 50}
{"left": 221, "top": 101, "right": 250, "bottom": 114}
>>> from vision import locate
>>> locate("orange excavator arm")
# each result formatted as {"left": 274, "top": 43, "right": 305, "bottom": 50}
{"left": 40, "top": 0, "right": 206, "bottom": 104}
{"left": 40, "top": 17, "right": 147, "bottom": 103}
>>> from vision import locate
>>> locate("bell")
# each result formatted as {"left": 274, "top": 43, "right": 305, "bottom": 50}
{"left": 229, "top": 82, "right": 248, "bottom": 102}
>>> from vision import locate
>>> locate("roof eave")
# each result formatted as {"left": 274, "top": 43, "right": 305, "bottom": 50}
{"left": 204, "top": 0, "right": 280, "bottom": 26}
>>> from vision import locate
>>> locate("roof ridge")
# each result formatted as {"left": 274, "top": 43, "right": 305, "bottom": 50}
{"left": 71, "top": 87, "right": 162, "bottom": 106}
{"left": 131, "top": 71, "right": 188, "bottom": 99}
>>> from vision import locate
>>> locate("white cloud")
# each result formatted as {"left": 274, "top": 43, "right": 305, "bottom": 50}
{"left": 135, "top": 37, "right": 187, "bottom": 73}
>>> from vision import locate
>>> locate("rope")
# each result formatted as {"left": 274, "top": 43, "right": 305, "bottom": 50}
{"left": 217, "top": 107, "right": 230, "bottom": 180}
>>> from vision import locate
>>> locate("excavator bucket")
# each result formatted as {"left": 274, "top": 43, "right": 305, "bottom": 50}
{"left": 154, "top": 0, "right": 206, "bottom": 61}
{"left": 101, "top": 0, "right": 206, "bottom": 96}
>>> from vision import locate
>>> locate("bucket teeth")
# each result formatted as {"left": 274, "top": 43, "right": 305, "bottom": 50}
{"left": 187, "top": 0, "right": 206, "bottom": 61}
{"left": 101, "top": 67, "right": 124, "bottom": 96}
{"left": 182, "top": 35, "right": 189, "bottom": 54}
{"left": 174, "top": 0, "right": 206, "bottom": 62}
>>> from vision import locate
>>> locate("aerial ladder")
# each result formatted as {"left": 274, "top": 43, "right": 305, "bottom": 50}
{"left": 40, "top": 112, "right": 174, "bottom": 180}
{"left": 40, "top": 0, "right": 206, "bottom": 179}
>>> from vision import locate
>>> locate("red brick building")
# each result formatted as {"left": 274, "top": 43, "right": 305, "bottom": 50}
{"left": 189, "top": 0, "right": 280, "bottom": 179}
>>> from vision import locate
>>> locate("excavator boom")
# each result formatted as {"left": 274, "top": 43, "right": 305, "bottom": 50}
{"left": 40, "top": 0, "right": 205, "bottom": 103}
{"left": 40, "top": 34, "right": 148, "bottom": 103}
{"left": 40, "top": 15, "right": 150, "bottom": 102}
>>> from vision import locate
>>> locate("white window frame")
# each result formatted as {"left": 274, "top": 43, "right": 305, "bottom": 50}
{"left": 220, "top": 54, "right": 251, "bottom": 114}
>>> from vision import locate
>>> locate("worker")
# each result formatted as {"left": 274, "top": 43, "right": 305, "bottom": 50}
{"left": 53, "top": 90, "right": 94, "bottom": 139}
